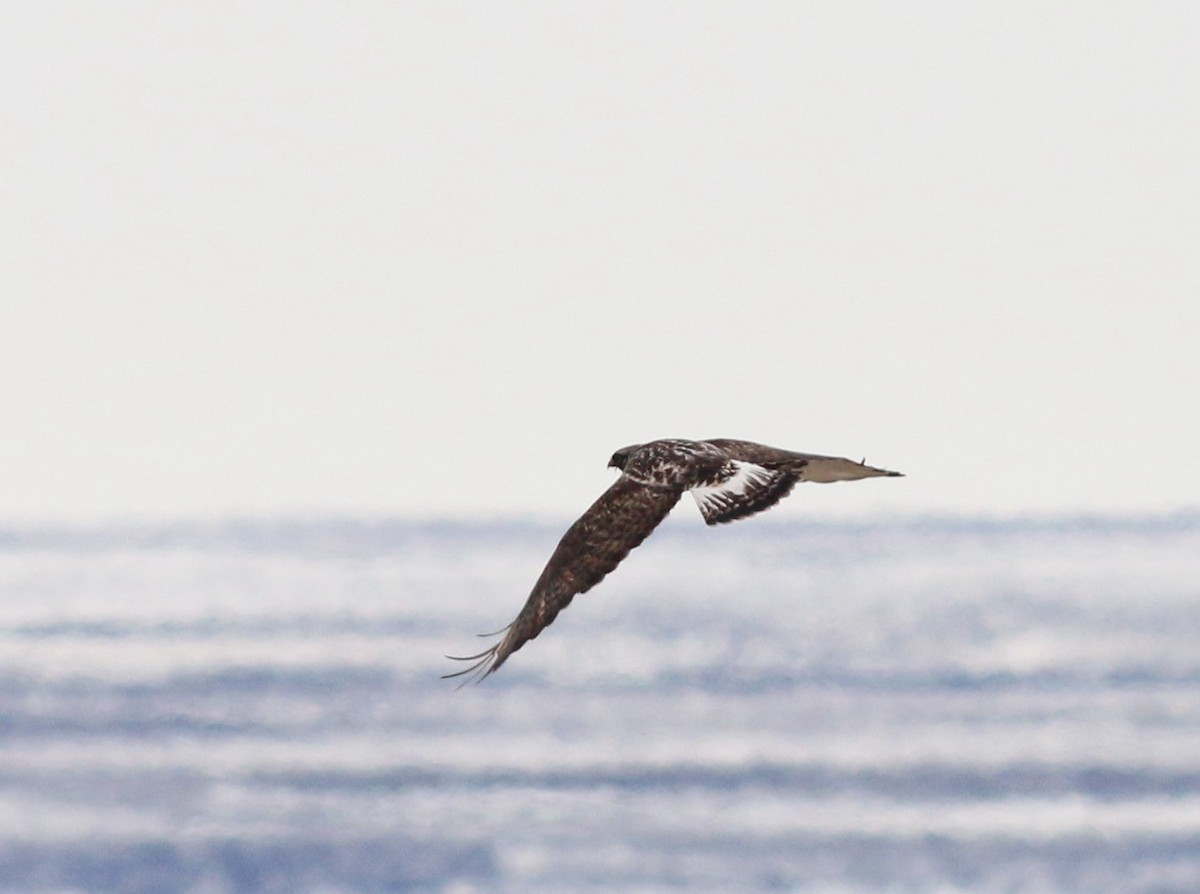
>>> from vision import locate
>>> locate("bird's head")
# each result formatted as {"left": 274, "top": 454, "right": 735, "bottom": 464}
{"left": 607, "top": 444, "right": 640, "bottom": 471}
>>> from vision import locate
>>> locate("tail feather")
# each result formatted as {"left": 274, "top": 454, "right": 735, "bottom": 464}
{"left": 793, "top": 456, "right": 903, "bottom": 483}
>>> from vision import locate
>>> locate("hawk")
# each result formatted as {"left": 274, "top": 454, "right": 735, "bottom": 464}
{"left": 445, "top": 438, "right": 902, "bottom": 683}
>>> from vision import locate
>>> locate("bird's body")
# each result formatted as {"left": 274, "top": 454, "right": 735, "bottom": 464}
{"left": 445, "top": 438, "right": 902, "bottom": 683}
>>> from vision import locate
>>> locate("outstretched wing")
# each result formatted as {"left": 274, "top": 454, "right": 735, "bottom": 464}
{"left": 444, "top": 475, "right": 683, "bottom": 683}
{"left": 690, "top": 440, "right": 902, "bottom": 525}
{"left": 690, "top": 461, "right": 798, "bottom": 525}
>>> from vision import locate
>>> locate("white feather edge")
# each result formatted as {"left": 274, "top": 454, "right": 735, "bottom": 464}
{"left": 689, "top": 461, "right": 774, "bottom": 514}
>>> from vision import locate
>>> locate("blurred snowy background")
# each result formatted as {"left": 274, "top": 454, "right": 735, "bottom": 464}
{"left": 4, "top": 2, "right": 1199, "bottom": 890}
{"left": 2, "top": 515, "right": 1198, "bottom": 893}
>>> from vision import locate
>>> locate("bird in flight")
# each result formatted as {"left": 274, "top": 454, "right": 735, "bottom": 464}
{"left": 445, "top": 438, "right": 902, "bottom": 684}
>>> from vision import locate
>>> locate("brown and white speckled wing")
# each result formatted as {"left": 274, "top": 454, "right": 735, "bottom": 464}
{"left": 444, "top": 474, "right": 683, "bottom": 683}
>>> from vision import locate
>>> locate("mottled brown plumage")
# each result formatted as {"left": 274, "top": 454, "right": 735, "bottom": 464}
{"left": 444, "top": 438, "right": 901, "bottom": 683}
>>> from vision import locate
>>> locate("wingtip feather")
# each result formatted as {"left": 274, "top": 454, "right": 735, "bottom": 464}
{"left": 442, "top": 623, "right": 516, "bottom": 687}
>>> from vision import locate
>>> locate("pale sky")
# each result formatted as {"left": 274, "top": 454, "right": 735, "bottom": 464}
{"left": 3, "top": 2, "right": 1198, "bottom": 523}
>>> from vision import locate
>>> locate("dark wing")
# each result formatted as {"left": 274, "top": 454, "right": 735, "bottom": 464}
{"left": 690, "top": 460, "right": 798, "bottom": 525}
{"left": 444, "top": 474, "right": 683, "bottom": 683}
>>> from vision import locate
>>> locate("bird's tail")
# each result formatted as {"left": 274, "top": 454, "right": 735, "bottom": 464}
{"left": 792, "top": 456, "right": 903, "bottom": 483}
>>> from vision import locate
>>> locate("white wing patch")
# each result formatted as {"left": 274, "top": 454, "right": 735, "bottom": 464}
{"left": 690, "top": 461, "right": 795, "bottom": 526}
